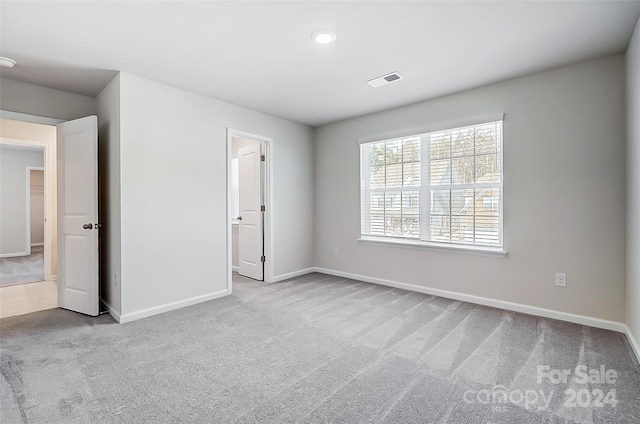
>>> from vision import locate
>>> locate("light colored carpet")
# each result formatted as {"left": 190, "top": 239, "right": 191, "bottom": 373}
{"left": 0, "top": 247, "right": 44, "bottom": 287}
{"left": 1, "top": 272, "right": 639, "bottom": 423}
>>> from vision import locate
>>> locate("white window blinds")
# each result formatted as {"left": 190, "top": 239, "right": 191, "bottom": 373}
{"left": 360, "top": 119, "right": 503, "bottom": 249}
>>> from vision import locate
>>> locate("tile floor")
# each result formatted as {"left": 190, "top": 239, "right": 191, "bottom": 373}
{"left": 0, "top": 280, "right": 57, "bottom": 319}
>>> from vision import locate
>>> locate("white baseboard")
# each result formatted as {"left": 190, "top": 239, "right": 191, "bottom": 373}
{"left": 0, "top": 251, "right": 29, "bottom": 258}
{"left": 625, "top": 325, "right": 640, "bottom": 364}
{"left": 232, "top": 266, "right": 239, "bottom": 272}
{"left": 313, "top": 267, "right": 627, "bottom": 334}
{"left": 118, "top": 289, "right": 229, "bottom": 324}
{"left": 271, "top": 267, "right": 317, "bottom": 283}
{"left": 31, "top": 243, "right": 44, "bottom": 247}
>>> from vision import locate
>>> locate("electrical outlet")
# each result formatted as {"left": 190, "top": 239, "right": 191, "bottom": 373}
{"left": 333, "top": 247, "right": 339, "bottom": 256}
{"left": 114, "top": 273, "right": 119, "bottom": 287}
{"left": 555, "top": 273, "right": 567, "bottom": 287}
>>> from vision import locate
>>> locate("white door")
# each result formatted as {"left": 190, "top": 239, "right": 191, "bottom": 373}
{"left": 238, "top": 143, "right": 263, "bottom": 280}
{"left": 57, "top": 116, "right": 99, "bottom": 316}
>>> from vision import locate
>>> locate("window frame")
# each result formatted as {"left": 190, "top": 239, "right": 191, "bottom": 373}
{"left": 359, "top": 116, "right": 506, "bottom": 257}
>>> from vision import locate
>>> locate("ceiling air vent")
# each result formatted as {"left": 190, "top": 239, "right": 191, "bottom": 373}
{"left": 366, "top": 72, "right": 404, "bottom": 88}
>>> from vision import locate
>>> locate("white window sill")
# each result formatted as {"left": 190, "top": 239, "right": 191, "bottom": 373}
{"left": 357, "top": 236, "right": 507, "bottom": 258}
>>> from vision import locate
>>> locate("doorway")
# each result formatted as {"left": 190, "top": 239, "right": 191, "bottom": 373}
{"left": 0, "top": 112, "right": 100, "bottom": 318}
{"left": 227, "top": 128, "right": 273, "bottom": 292}
{"left": 0, "top": 117, "right": 58, "bottom": 318}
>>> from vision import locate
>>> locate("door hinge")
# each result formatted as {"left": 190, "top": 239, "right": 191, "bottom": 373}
{"left": 261, "top": 255, "right": 266, "bottom": 263}
{"left": 261, "top": 154, "right": 266, "bottom": 162}
{"left": 261, "top": 205, "right": 265, "bottom": 212}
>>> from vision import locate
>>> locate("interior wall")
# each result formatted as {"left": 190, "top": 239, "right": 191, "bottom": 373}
{"left": 30, "top": 170, "right": 44, "bottom": 245}
{"left": 626, "top": 17, "right": 640, "bottom": 351}
{"left": 96, "top": 74, "right": 122, "bottom": 317}
{"left": 0, "top": 148, "right": 44, "bottom": 255}
{"left": 314, "top": 54, "right": 626, "bottom": 322}
{"left": 118, "top": 73, "right": 314, "bottom": 318}
{"left": 0, "top": 118, "right": 57, "bottom": 141}
{"left": 0, "top": 77, "right": 96, "bottom": 120}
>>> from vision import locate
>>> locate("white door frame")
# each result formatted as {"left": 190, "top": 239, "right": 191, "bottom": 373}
{"left": 1, "top": 137, "right": 56, "bottom": 281}
{"left": 26, "top": 166, "right": 45, "bottom": 255}
{"left": 226, "top": 128, "right": 274, "bottom": 292}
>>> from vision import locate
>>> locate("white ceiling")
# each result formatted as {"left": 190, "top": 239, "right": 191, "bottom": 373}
{"left": 1, "top": 1, "right": 639, "bottom": 127}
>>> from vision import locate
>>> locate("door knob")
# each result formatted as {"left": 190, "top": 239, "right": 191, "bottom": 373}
{"left": 83, "top": 223, "right": 93, "bottom": 230}
{"left": 237, "top": 216, "right": 242, "bottom": 220}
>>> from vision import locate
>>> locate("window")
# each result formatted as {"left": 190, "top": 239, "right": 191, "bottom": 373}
{"left": 360, "top": 120, "right": 503, "bottom": 251}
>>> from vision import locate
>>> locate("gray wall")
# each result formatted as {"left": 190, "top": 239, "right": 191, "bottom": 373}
{"left": 0, "top": 77, "right": 96, "bottom": 120}
{"left": 314, "top": 55, "right": 626, "bottom": 322}
{"left": 96, "top": 74, "right": 122, "bottom": 316}
{"left": 0, "top": 148, "right": 44, "bottom": 255}
{"left": 118, "top": 73, "right": 314, "bottom": 318}
{"left": 627, "top": 18, "right": 640, "bottom": 350}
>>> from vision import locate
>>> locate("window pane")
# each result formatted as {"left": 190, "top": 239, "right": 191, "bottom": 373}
{"left": 481, "top": 187, "right": 499, "bottom": 210}
{"left": 452, "top": 155, "right": 475, "bottom": 185}
{"left": 368, "top": 142, "right": 386, "bottom": 165}
{"left": 430, "top": 215, "right": 451, "bottom": 243}
{"left": 430, "top": 133, "right": 450, "bottom": 159}
{"left": 402, "top": 191, "right": 419, "bottom": 215}
{"left": 370, "top": 215, "right": 384, "bottom": 235}
{"left": 431, "top": 190, "right": 450, "bottom": 215}
{"left": 452, "top": 215, "right": 474, "bottom": 245}
{"left": 477, "top": 188, "right": 500, "bottom": 213}
{"left": 403, "top": 162, "right": 421, "bottom": 186}
{"left": 370, "top": 165, "right": 385, "bottom": 188}
{"left": 385, "top": 214, "right": 403, "bottom": 236}
{"left": 401, "top": 215, "right": 419, "bottom": 238}
{"left": 386, "top": 140, "right": 402, "bottom": 164}
{"left": 385, "top": 191, "right": 401, "bottom": 213}
{"left": 475, "top": 215, "right": 500, "bottom": 246}
{"left": 475, "top": 123, "right": 498, "bottom": 154}
{"left": 385, "top": 164, "right": 403, "bottom": 187}
{"left": 368, "top": 143, "right": 386, "bottom": 188}
{"left": 430, "top": 159, "right": 450, "bottom": 185}
{"left": 451, "top": 127, "right": 474, "bottom": 157}
{"left": 450, "top": 189, "right": 467, "bottom": 214}
{"left": 476, "top": 189, "right": 500, "bottom": 245}
{"left": 370, "top": 192, "right": 384, "bottom": 214}
{"left": 403, "top": 137, "right": 420, "bottom": 162}
{"left": 475, "top": 154, "right": 499, "bottom": 183}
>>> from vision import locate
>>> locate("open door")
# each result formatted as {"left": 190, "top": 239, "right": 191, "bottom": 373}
{"left": 238, "top": 143, "right": 263, "bottom": 280}
{"left": 57, "top": 116, "right": 99, "bottom": 316}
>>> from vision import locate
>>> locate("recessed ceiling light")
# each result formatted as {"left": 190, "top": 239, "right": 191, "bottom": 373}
{"left": 311, "top": 30, "right": 336, "bottom": 44}
{"left": 0, "top": 56, "right": 17, "bottom": 68}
